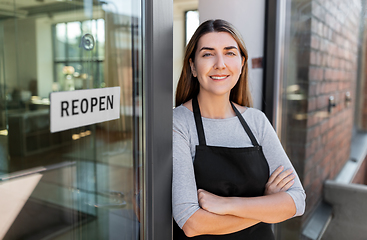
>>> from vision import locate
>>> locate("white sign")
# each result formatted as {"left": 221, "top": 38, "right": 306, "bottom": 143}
{"left": 50, "top": 87, "right": 120, "bottom": 133}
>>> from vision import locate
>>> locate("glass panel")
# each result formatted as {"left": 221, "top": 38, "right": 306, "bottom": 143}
{"left": 0, "top": 0, "right": 143, "bottom": 239}
{"left": 67, "top": 22, "right": 82, "bottom": 61}
{"left": 55, "top": 63, "right": 66, "bottom": 90}
{"left": 55, "top": 23, "right": 66, "bottom": 61}
{"left": 81, "top": 20, "right": 98, "bottom": 60}
{"left": 97, "top": 19, "right": 106, "bottom": 60}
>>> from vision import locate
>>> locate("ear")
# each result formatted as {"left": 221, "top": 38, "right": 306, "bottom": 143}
{"left": 241, "top": 56, "right": 245, "bottom": 68}
{"left": 240, "top": 56, "right": 246, "bottom": 74}
{"left": 189, "top": 58, "right": 197, "bottom": 77}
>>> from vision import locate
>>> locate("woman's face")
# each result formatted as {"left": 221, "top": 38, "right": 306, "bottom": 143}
{"left": 190, "top": 31, "right": 244, "bottom": 98}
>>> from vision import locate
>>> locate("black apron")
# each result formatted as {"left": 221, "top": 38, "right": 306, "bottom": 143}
{"left": 173, "top": 97, "right": 274, "bottom": 240}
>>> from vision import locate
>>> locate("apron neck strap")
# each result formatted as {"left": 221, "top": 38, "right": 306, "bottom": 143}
{"left": 192, "top": 96, "right": 260, "bottom": 147}
{"left": 192, "top": 96, "right": 207, "bottom": 145}
{"left": 230, "top": 102, "right": 260, "bottom": 147}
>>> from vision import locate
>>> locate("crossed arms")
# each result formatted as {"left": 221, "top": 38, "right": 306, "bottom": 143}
{"left": 182, "top": 166, "right": 297, "bottom": 237}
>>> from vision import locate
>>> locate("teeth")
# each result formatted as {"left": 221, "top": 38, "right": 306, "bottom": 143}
{"left": 211, "top": 76, "right": 227, "bottom": 80}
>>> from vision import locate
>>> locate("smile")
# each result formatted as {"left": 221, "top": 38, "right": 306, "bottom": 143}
{"left": 210, "top": 75, "right": 229, "bottom": 80}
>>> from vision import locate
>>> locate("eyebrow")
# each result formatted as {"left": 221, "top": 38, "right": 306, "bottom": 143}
{"left": 199, "top": 46, "right": 238, "bottom": 51}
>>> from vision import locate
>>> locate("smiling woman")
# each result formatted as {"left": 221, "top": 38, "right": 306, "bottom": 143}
{"left": 175, "top": 19, "right": 252, "bottom": 109}
{"left": 188, "top": 32, "right": 244, "bottom": 105}
{"left": 172, "top": 19, "right": 305, "bottom": 239}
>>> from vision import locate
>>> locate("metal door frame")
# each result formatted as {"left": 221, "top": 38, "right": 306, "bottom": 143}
{"left": 142, "top": 0, "right": 173, "bottom": 239}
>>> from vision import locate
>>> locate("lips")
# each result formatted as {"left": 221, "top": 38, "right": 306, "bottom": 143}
{"left": 210, "top": 75, "right": 229, "bottom": 80}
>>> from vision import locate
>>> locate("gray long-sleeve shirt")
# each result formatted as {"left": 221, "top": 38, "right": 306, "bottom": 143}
{"left": 172, "top": 105, "right": 306, "bottom": 229}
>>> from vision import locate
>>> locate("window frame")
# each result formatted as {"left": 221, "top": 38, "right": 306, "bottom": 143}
{"left": 52, "top": 19, "right": 104, "bottom": 89}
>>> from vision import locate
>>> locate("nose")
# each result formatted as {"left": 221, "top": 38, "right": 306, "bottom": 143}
{"left": 214, "top": 54, "right": 226, "bottom": 70}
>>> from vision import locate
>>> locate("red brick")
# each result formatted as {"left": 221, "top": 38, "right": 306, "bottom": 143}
{"left": 310, "top": 51, "right": 317, "bottom": 65}
{"left": 320, "top": 120, "right": 329, "bottom": 133}
{"left": 307, "top": 114, "right": 316, "bottom": 127}
{"left": 317, "top": 95, "right": 328, "bottom": 109}
{"left": 303, "top": 172, "right": 312, "bottom": 189}
{"left": 323, "top": 25, "right": 329, "bottom": 38}
{"left": 311, "top": 35, "right": 320, "bottom": 50}
{"left": 309, "top": 83, "right": 317, "bottom": 96}
{"left": 309, "top": 67, "right": 323, "bottom": 81}
{"left": 311, "top": 18, "right": 319, "bottom": 33}
{"left": 308, "top": 97, "right": 317, "bottom": 112}
{"left": 324, "top": 69, "right": 331, "bottom": 80}
{"left": 306, "top": 140, "right": 317, "bottom": 159}
{"left": 318, "top": 22, "right": 324, "bottom": 36}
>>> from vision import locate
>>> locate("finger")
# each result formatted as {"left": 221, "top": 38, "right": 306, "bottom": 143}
{"left": 197, "top": 189, "right": 204, "bottom": 200}
{"left": 274, "top": 169, "right": 293, "bottom": 186}
{"left": 267, "top": 166, "right": 284, "bottom": 184}
{"left": 272, "top": 168, "right": 293, "bottom": 185}
{"left": 198, "top": 189, "right": 210, "bottom": 194}
{"left": 277, "top": 173, "right": 296, "bottom": 188}
{"left": 280, "top": 180, "right": 295, "bottom": 191}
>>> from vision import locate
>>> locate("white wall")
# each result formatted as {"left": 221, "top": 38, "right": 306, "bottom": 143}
{"left": 198, "top": 0, "right": 265, "bottom": 109}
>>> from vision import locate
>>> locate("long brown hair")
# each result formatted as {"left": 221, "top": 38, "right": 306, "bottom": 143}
{"left": 175, "top": 19, "right": 253, "bottom": 107}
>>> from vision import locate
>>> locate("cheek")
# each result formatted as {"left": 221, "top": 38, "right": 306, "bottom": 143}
{"left": 195, "top": 61, "right": 211, "bottom": 76}
{"left": 229, "top": 59, "right": 243, "bottom": 74}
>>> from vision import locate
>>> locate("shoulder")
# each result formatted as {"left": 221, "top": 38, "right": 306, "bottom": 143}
{"left": 182, "top": 99, "right": 193, "bottom": 111}
{"left": 173, "top": 104, "right": 194, "bottom": 131}
{"left": 243, "top": 108, "right": 272, "bottom": 131}
{"left": 173, "top": 104, "right": 193, "bottom": 119}
{"left": 173, "top": 105, "right": 195, "bottom": 142}
{"left": 232, "top": 103, "right": 266, "bottom": 122}
{"left": 232, "top": 102, "right": 247, "bottom": 114}
{"left": 243, "top": 107, "right": 268, "bottom": 120}
{"left": 243, "top": 108, "right": 275, "bottom": 144}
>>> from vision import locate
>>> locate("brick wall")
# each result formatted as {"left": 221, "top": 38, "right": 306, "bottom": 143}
{"left": 269, "top": 1, "right": 364, "bottom": 238}
{"left": 303, "top": 0, "right": 361, "bottom": 220}
{"left": 276, "top": 2, "right": 363, "bottom": 238}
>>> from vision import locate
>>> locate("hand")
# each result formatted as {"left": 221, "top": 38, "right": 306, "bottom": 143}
{"left": 197, "top": 189, "right": 231, "bottom": 215}
{"left": 265, "top": 166, "right": 295, "bottom": 195}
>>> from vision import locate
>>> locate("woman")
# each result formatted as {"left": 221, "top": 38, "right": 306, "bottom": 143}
{"left": 173, "top": 19, "right": 305, "bottom": 239}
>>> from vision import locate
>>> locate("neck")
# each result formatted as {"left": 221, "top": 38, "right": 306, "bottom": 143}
{"left": 197, "top": 92, "right": 235, "bottom": 119}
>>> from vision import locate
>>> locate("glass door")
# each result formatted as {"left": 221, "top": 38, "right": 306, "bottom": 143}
{"left": 0, "top": 0, "right": 143, "bottom": 239}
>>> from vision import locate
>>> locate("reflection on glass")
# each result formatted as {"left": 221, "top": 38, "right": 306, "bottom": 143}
{"left": 54, "top": 19, "right": 105, "bottom": 91}
{"left": 275, "top": 0, "right": 316, "bottom": 239}
{"left": 97, "top": 19, "right": 106, "bottom": 59}
{"left": 55, "top": 23, "right": 66, "bottom": 61}
{"left": 67, "top": 22, "right": 82, "bottom": 60}
{"left": 0, "top": 0, "right": 142, "bottom": 239}
{"left": 0, "top": 173, "right": 43, "bottom": 240}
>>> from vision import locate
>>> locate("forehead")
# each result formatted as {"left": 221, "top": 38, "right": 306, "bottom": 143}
{"left": 197, "top": 32, "right": 239, "bottom": 50}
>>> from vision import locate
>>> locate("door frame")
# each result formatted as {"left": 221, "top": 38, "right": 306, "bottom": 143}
{"left": 143, "top": 0, "right": 173, "bottom": 239}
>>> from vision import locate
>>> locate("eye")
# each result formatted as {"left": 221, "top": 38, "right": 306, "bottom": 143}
{"left": 226, "top": 52, "right": 236, "bottom": 56}
{"left": 202, "top": 53, "right": 212, "bottom": 57}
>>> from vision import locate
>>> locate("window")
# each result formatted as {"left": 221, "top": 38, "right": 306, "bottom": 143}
{"left": 185, "top": 10, "right": 199, "bottom": 45}
{"left": 53, "top": 19, "right": 105, "bottom": 91}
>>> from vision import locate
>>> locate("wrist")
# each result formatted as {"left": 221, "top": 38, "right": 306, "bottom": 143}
{"left": 227, "top": 197, "right": 247, "bottom": 217}
{"left": 225, "top": 197, "right": 239, "bottom": 215}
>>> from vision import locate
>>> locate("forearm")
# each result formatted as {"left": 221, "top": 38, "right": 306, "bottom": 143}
{"left": 227, "top": 192, "right": 296, "bottom": 223}
{"left": 182, "top": 208, "right": 260, "bottom": 237}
